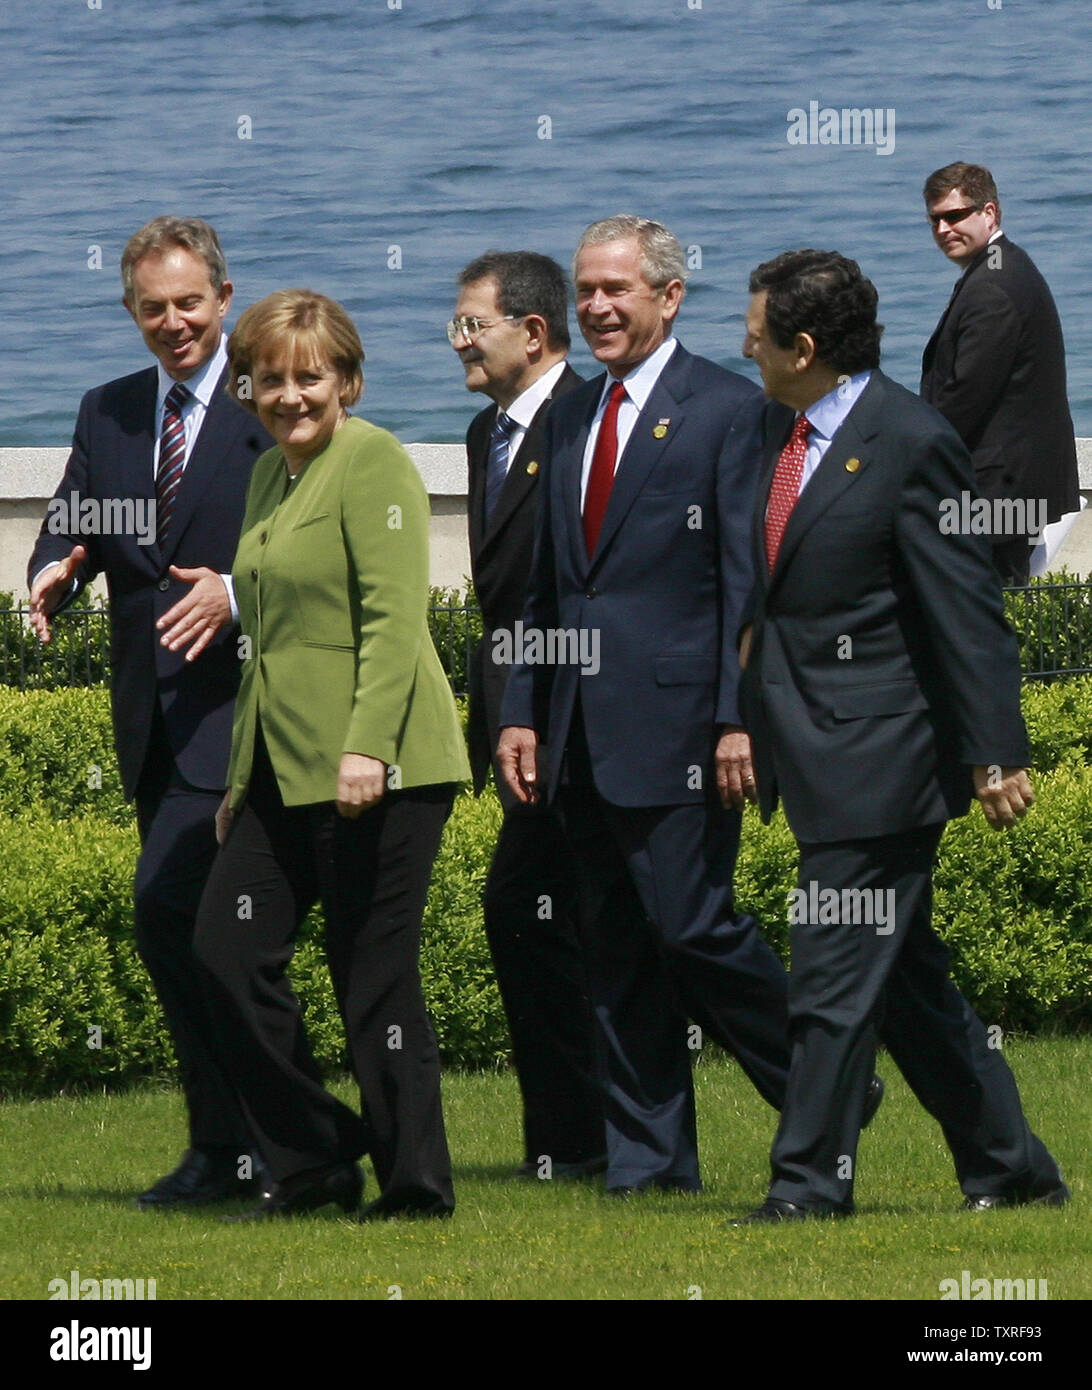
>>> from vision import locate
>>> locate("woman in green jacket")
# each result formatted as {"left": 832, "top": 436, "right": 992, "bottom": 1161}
{"left": 195, "top": 289, "right": 469, "bottom": 1220}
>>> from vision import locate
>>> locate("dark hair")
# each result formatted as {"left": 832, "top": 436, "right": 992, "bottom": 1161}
{"left": 457, "top": 251, "right": 571, "bottom": 350}
{"left": 748, "top": 249, "right": 883, "bottom": 374}
{"left": 922, "top": 162, "right": 1001, "bottom": 222}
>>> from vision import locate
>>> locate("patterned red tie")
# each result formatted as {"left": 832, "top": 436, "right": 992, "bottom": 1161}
{"left": 155, "top": 382, "right": 190, "bottom": 545}
{"left": 765, "top": 412, "right": 811, "bottom": 574}
{"left": 583, "top": 380, "right": 626, "bottom": 558}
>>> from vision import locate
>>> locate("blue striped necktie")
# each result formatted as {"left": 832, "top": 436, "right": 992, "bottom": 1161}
{"left": 484, "top": 409, "right": 516, "bottom": 525}
{"left": 155, "top": 382, "right": 190, "bottom": 544}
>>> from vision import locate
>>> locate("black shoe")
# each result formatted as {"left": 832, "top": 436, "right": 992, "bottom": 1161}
{"left": 963, "top": 1179, "right": 1070, "bottom": 1211}
{"left": 516, "top": 1154, "right": 608, "bottom": 1180}
{"left": 861, "top": 1075, "right": 884, "bottom": 1129}
{"left": 357, "top": 1192, "right": 453, "bottom": 1221}
{"left": 136, "top": 1146, "right": 265, "bottom": 1209}
{"left": 607, "top": 1178, "right": 700, "bottom": 1198}
{"left": 730, "top": 1196, "right": 852, "bottom": 1225}
{"left": 227, "top": 1161, "right": 363, "bottom": 1221}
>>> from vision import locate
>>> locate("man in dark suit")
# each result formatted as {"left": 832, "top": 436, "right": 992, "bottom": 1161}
{"left": 497, "top": 216, "right": 805, "bottom": 1195}
{"left": 920, "top": 162, "right": 1079, "bottom": 583}
{"left": 28, "top": 217, "right": 270, "bottom": 1206}
{"left": 451, "top": 250, "right": 604, "bottom": 1178}
{"left": 735, "top": 248, "right": 1068, "bottom": 1221}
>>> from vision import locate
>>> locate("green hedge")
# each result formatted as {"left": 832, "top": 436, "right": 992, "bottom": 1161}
{"left": 1, "top": 681, "right": 1091, "bottom": 1097}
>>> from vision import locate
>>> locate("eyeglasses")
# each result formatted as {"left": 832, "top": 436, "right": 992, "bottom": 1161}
{"left": 446, "top": 314, "right": 523, "bottom": 344}
{"left": 927, "top": 205, "right": 981, "bottom": 229}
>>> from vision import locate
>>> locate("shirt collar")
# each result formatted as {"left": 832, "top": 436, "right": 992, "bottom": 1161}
{"left": 598, "top": 335, "right": 678, "bottom": 412}
{"left": 156, "top": 333, "right": 228, "bottom": 410}
{"left": 503, "top": 359, "right": 568, "bottom": 430}
{"left": 801, "top": 369, "right": 872, "bottom": 441}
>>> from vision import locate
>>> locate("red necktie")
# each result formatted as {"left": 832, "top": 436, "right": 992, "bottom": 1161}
{"left": 765, "top": 413, "right": 811, "bottom": 574}
{"left": 583, "top": 380, "right": 626, "bottom": 558}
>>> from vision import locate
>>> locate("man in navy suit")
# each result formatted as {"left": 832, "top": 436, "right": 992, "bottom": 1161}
{"left": 734, "top": 248, "right": 1067, "bottom": 1221}
{"left": 452, "top": 250, "right": 603, "bottom": 1178}
{"left": 28, "top": 217, "right": 270, "bottom": 1206}
{"left": 497, "top": 215, "right": 801, "bottom": 1194}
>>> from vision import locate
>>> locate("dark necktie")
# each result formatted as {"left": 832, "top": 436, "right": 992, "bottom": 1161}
{"left": 765, "top": 412, "right": 811, "bottom": 574}
{"left": 484, "top": 410, "right": 516, "bottom": 525}
{"left": 583, "top": 380, "right": 626, "bottom": 558}
{"left": 155, "top": 382, "right": 190, "bottom": 545}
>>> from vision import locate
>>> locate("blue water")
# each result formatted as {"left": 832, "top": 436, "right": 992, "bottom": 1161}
{"left": 3, "top": 0, "right": 1090, "bottom": 448}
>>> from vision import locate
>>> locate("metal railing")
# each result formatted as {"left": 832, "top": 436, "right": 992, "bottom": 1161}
{"left": 2, "top": 581, "right": 1091, "bottom": 691}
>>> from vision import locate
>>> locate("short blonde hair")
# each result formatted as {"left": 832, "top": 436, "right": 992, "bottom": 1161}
{"left": 228, "top": 289, "right": 365, "bottom": 413}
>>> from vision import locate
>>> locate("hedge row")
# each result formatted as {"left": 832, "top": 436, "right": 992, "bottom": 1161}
{"left": 1, "top": 683, "right": 1091, "bottom": 1096}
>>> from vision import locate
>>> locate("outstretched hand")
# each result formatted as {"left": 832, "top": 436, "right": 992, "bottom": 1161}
{"left": 157, "top": 567, "right": 232, "bottom": 661}
{"left": 28, "top": 546, "right": 88, "bottom": 643}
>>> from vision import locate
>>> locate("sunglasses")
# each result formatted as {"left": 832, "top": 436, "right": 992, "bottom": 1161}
{"left": 927, "top": 205, "right": 981, "bottom": 229}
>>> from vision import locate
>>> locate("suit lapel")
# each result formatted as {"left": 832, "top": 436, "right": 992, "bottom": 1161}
{"left": 466, "top": 411, "right": 490, "bottom": 560}
{"left": 766, "top": 374, "right": 886, "bottom": 586}
{"left": 586, "top": 345, "right": 694, "bottom": 570}
{"left": 157, "top": 367, "right": 242, "bottom": 565}
{"left": 480, "top": 405, "right": 546, "bottom": 552}
{"left": 564, "top": 383, "right": 605, "bottom": 580}
{"left": 922, "top": 240, "right": 994, "bottom": 374}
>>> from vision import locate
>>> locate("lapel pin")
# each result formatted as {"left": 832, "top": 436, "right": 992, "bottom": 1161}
{"left": 526, "top": 460, "right": 539, "bottom": 475}
{"left": 845, "top": 457, "right": 861, "bottom": 473}
{"left": 653, "top": 418, "right": 670, "bottom": 439}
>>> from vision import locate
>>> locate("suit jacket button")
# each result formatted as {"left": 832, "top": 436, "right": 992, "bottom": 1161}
{"left": 585, "top": 587, "right": 598, "bottom": 599}
{"left": 250, "top": 568, "right": 258, "bottom": 581}
{"left": 259, "top": 530, "right": 267, "bottom": 544}
{"left": 157, "top": 578, "right": 170, "bottom": 592}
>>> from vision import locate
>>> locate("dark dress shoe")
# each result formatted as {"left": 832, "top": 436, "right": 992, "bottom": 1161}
{"left": 358, "top": 1191, "right": 453, "bottom": 1221}
{"left": 516, "top": 1154, "right": 608, "bottom": 1180}
{"left": 136, "top": 1147, "right": 264, "bottom": 1209}
{"left": 227, "top": 1161, "right": 363, "bottom": 1221}
{"left": 730, "top": 1196, "right": 851, "bottom": 1225}
{"left": 861, "top": 1075, "right": 884, "bottom": 1129}
{"left": 607, "top": 1178, "right": 700, "bottom": 1198}
{"left": 963, "top": 1179, "right": 1071, "bottom": 1211}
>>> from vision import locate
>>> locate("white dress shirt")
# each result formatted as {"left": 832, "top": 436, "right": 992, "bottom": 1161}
{"left": 579, "top": 337, "right": 678, "bottom": 505}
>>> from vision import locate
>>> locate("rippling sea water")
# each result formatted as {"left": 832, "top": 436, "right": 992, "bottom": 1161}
{"left": 3, "top": 0, "right": 1090, "bottom": 447}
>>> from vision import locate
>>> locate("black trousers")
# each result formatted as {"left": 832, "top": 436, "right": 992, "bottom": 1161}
{"left": 769, "top": 824, "right": 1063, "bottom": 1210}
{"left": 133, "top": 709, "right": 251, "bottom": 1151}
{"left": 557, "top": 708, "right": 790, "bottom": 1190}
{"left": 194, "top": 731, "right": 456, "bottom": 1210}
{"left": 483, "top": 798, "right": 603, "bottom": 1166}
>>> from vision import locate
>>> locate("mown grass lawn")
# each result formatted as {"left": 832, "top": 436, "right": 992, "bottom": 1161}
{"left": 1, "top": 1040, "right": 1086, "bottom": 1302}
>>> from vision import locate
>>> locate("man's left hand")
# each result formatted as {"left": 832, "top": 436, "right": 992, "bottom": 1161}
{"left": 157, "top": 567, "right": 231, "bottom": 660}
{"left": 716, "top": 725, "right": 758, "bottom": 811}
{"left": 973, "top": 765, "right": 1034, "bottom": 830}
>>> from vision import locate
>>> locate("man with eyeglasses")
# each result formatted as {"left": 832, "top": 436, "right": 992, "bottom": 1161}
{"left": 921, "top": 162, "right": 1079, "bottom": 583}
{"left": 449, "top": 251, "right": 605, "bottom": 1181}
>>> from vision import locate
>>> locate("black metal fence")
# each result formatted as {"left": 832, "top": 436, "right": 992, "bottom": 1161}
{"left": 2, "top": 580, "right": 1091, "bottom": 691}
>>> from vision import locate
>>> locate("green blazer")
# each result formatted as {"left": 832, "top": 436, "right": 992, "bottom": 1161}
{"left": 228, "top": 416, "right": 470, "bottom": 810}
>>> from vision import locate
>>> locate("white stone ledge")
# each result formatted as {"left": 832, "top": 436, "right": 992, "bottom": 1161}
{"left": 7, "top": 441, "right": 1092, "bottom": 499}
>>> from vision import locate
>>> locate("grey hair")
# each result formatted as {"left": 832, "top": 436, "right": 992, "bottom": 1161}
{"left": 573, "top": 215, "right": 688, "bottom": 292}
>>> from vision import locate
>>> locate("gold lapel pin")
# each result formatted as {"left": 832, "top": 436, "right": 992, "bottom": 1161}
{"left": 653, "top": 418, "right": 670, "bottom": 439}
{"left": 526, "top": 460, "right": 539, "bottom": 476}
{"left": 845, "top": 457, "right": 861, "bottom": 473}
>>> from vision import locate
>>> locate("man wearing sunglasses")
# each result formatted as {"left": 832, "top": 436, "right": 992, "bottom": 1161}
{"left": 921, "top": 162, "right": 1078, "bottom": 583}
